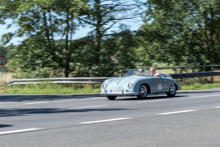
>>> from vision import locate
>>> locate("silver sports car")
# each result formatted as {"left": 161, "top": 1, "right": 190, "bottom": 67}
{"left": 100, "top": 69, "right": 181, "bottom": 100}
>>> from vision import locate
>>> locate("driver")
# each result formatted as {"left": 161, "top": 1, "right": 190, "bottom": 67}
{"left": 139, "top": 68, "right": 144, "bottom": 75}
{"left": 150, "top": 67, "right": 160, "bottom": 77}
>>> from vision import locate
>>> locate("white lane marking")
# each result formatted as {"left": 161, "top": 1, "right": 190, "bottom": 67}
{"left": 80, "top": 118, "right": 132, "bottom": 124}
{"left": 137, "top": 99, "right": 169, "bottom": 103}
{"left": 192, "top": 94, "right": 219, "bottom": 99}
{"left": 26, "top": 101, "right": 48, "bottom": 105}
{"left": 88, "top": 98, "right": 103, "bottom": 100}
{"left": 0, "top": 128, "right": 41, "bottom": 135}
{"left": 158, "top": 110, "right": 197, "bottom": 115}
{"left": 78, "top": 97, "right": 103, "bottom": 101}
{"left": 73, "top": 105, "right": 107, "bottom": 109}
{"left": 214, "top": 106, "right": 220, "bottom": 109}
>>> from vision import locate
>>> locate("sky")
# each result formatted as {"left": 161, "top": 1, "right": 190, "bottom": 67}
{"left": 0, "top": 18, "right": 143, "bottom": 46}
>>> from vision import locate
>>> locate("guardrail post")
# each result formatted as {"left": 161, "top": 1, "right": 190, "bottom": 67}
{"left": 180, "top": 67, "right": 183, "bottom": 82}
{"left": 0, "top": 72, "right": 2, "bottom": 85}
{"left": 211, "top": 66, "right": 214, "bottom": 83}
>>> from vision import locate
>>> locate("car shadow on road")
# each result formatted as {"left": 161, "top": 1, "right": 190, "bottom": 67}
{"left": 0, "top": 108, "right": 133, "bottom": 117}
{"left": 0, "top": 124, "right": 13, "bottom": 128}
{"left": 115, "top": 95, "right": 187, "bottom": 101}
{"left": 0, "top": 94, "right": 102, "bottom": 102}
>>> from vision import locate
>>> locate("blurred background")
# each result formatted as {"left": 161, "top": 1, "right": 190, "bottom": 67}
{"left": 0, "top": 0, "right": 220, "bottom": 83}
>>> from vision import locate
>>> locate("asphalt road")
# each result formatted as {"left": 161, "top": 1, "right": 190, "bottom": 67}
{"left": 0, "top": 88, "right": 220, "bottom": 147}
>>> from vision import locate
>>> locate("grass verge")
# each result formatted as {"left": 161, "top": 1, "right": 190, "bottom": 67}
{"left": 1, "top": 83, "right": 101, "bottom": 94}
{"left": 181, "top": 82, "right": 220, "bottom": 90}
{"left": 1, "top": 82, "right": 220, "bottom": 94}
{"left": 2, "top": 87, "right": 101, "bottom": 94}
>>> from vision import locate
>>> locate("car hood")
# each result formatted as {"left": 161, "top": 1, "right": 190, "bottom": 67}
{"left": 106, "top": 76, "right": 150, "bottom": 87}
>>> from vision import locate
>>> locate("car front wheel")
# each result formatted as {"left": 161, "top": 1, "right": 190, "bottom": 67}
{"left": 166, "top": 84, "right": 176, "bottom": 97}
{"left": 107, "top": 96, "right": 117, "bottom": 100}
{"left": 137, "top": 84, "right": 148, "bottom": 99}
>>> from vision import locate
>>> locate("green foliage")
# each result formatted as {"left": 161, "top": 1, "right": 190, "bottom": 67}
{"left": 17, "top": 37, "right": 62, "bottom": 70}
{"left": 113, "top": 30, "right": 138, "bottom": 69}
{"left": 102, "top": 29, "right": 138, "bottom": 70}
{"left": 13, "top": 67, "right": 55, "bottom": 79}
{"left": 0, "top": 0, "right": 89, "bottom": 77}
{"left": 76, "top": 0, "right": 140, "bottom": 77}
{"left": 137, "top": 0, "right": 220, "bottom": 66}
{"left": 0, "top": 46, "right": 7, "bottom": 56}
{"left": 1, "top": 0, "right": 220, "bottom": 79}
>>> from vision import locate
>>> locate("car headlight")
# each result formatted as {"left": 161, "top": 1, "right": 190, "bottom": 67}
{"left": 102, "top": 82, "right": 108, "bottom": 89}
{"left": 128, "top": 82, "right": 134, "bottom": 89}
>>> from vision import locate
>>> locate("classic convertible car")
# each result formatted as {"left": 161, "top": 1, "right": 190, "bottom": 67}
{"left": 100, "top": 69, "right": 181, "bottom": 100}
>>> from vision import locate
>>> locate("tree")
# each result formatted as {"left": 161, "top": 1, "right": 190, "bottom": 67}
{"left": 0, "top": 0, "right": 89, "bottom": 77}
{"left": 0, "top": 46, "right": 7, "bottom": 57}
{"left": 109, "top": 29, "right": 137, "bottom": 69}
{"left": 78, "top": 0, "right": 140, "bottom": 76}
{"left": 137, "top": 0, "right": 220, "bottom": 66}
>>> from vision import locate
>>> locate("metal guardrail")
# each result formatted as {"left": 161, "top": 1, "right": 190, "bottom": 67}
{"left": 157, "top": 65, "right": 220, "bottom": 73}
{"left": 119, "top": 65, "right": 220, "bottom": 73}
{"left": 170, "top": 71, "right": 220, "bottom": 79}
{"left": 7, "top": 71, "right": 220, "bottom": 85}
{"left": 8, "top": 77, "right": 109, "bottom": 85}
{"left": 156, "top": 65, "right": 220, "bottom": 69}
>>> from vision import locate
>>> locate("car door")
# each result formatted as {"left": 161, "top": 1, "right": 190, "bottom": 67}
{"left": 150, "top": 76, "right": 165, "bottom": 93}
{"left": 160, "top": 76, "right": 170, "bottom": 92}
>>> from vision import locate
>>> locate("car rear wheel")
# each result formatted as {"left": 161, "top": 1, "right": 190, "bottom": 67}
{"left": 137, "top": 84, "right": 148, "bottom": 99}
{"left": 166, "top": 84, "right": 176, "bottom": 97}
{"left": 107, "top": 96, "right": 117, "bottom": 100}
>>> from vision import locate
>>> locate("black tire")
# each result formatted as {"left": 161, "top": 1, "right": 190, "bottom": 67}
{"left": 107, "top": 96, "right": 117, "bottom": 100}
{"left": 166, "top": 84, "right": 176, "bottom": 97}
{"left": 137, "top": 84, "right": 148, "bottom": 99}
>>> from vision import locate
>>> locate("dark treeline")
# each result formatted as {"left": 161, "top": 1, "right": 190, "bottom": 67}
{"left": 0, "top": 0, "right": 220, "bottom": 77}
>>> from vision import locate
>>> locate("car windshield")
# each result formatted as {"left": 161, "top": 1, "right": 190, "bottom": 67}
{"left": 124, "top": 69, "right": 151, "bottom": 76}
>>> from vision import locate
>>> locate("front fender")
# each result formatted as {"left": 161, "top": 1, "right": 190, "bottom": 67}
{"left": 132, "top": 79, "right": 152, "bottom": 95}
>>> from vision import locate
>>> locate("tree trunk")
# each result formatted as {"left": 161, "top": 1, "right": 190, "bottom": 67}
{"left": 204, "top": 11, "right": 212, "bottom": 63}
{"left": 48, "top": 9, "right": 54, "bottom": 42}
{"left": 210, "top": 6, "right": 218, "bottom": 63}
{"left": 65, "top": 6, "right": 70, "bottom": 77}
{"left": 95, "top": 0, "right": 101, "bottom": 65}
{"left": 43, "top": 11, "right": 50, "bottom": 43}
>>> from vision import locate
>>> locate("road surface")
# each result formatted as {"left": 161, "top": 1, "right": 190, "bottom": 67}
{"left": 0, "top": 88, "right": 220, "bottom": 147}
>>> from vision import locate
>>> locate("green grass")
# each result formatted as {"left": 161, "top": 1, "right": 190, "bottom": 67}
{"left": 2, "top": 87, "right": 101, "bottom": 94}
{"left": 1, "top": 82, "right": 220, "bottom": 94}
{"left": 181, "top": 82, "right": 220, "bottom": 90}
{"left": 1, "top": 83, "right": 101, "bottom": 94}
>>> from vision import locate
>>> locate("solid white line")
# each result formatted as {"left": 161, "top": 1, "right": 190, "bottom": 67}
{"left": 137, "top": 99, "right": 168, "bottom": 103}
{"left": 88, "top": 98, "right": 103, "bottom": 100}
{"left": 214, "top": 106, "right": 220, "bottom": 109}
{"left": 80, "top": 118, "right": 132, "bottom": 124}
{"left": 0, "top": 128, "right": 41, "bottom": 135}
{"left": 192, "top": 94, "right": 219, "bottom": 99}
{"left": 78, "top": 97, "right": 103, "bottom": 101}
{"left": 74, "top": 105, "right": 107, "bottom": 109}
{"left": 26, "top": 101, "right": 48, "bottom": 105}
{"left": 158, "top": 110, "right": 197, "bottom": 115}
